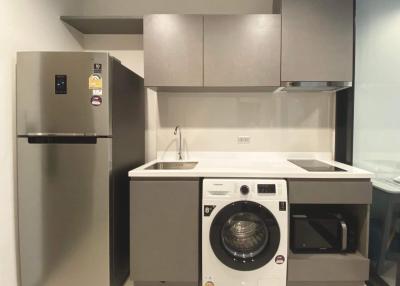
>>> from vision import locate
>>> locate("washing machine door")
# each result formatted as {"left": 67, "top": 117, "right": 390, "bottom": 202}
{"left": 209, "top": 201, "right": 280, "bottom": 271}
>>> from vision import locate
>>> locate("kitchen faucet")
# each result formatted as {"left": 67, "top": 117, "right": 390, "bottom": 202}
{"left": 174, "top": 125, "right": 183, "bottom": 160}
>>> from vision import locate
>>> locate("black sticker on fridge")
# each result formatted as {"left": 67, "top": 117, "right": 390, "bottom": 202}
{"left": 94, "top": 63, "right": 102, "bottom": 73}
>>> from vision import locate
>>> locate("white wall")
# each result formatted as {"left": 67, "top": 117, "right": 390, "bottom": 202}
{"left": 81, "top": 34, "right": 159, "bottom": 161}
{"left": 1, "top": 2, "right": 338, "bottom": 284}
{"left": 157, "top": 92, "right": 336, "bottom": 158}
{"left": 354, "top": 0, "right": 400, "bottom": 177}
{"left": 0, "top": 1, "right": 83, "bottom": 285}
{"left": 83, "top": 34, "right": 144, "bottom": 77}
{"left": 81, "top": 37, "right": 336, "bottom": 160}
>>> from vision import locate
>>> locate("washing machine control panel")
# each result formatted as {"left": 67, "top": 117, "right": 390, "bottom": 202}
{"left": 203, "top": 179, "right": 287, "bottom": 200}
{"left": 257, "top": 184, "right": 276, "bottom": 194}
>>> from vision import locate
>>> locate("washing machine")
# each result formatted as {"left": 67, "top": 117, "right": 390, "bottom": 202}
{"left": 202, "top": 179, "right": 288, "bottom": 286}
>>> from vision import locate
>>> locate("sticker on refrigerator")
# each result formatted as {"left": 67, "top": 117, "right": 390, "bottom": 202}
{"left": 92, "top": 89, "right": 103, "bottom": 96}
{"left": 91, "top": 95, "right": 102, "bottom": 106}
{"left": 88, "top": 74, "right": 102, "bottom": 89}
{"left": 275, "top": 255, "right": 285, "bottom": 265}
{"left": 93, "top": 63, "right": 102, "bottom": 73}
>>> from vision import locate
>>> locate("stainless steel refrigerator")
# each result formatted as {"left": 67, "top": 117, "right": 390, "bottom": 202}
{"left": 16, "top": 52, "right": 144, "bottom": 286}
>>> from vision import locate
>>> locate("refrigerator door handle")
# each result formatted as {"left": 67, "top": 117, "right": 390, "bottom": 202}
{"left": 25, "top": 132, "right": 97, "bottom": 137}
{"left": 24, "top": 134, "right": 99, "bottom": 144}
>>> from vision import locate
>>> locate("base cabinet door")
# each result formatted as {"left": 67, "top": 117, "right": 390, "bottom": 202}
{"left": 130, "top": 179, "right": 199, "bottom": 285}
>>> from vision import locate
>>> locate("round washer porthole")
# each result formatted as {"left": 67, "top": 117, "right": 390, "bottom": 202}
{"left": 209, "top": 201, "right": 280, "bottom": 271}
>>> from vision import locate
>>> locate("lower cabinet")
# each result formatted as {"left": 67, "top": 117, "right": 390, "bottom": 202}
{"left": 130, "top": 178, "right": 371, "bottom": 286}
{"left": 130, "top": 179, "right": 200, "bottom": 286}
{"left": 287, "top": 179, "right": 372, "bottom": 286}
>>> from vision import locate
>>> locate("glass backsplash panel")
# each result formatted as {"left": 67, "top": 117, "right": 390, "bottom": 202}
{"left": 354, "top": 0, "right": 400, "bottom": 181}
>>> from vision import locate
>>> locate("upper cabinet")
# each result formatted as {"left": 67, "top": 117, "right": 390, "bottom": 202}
{"left": 281, "top": 0, "right": 354, "bottom": 82}
{"left": 204, "top": 15, "right": 281, "bottom": 87}
{"left": 143, "top": 14, "right": 281, "bottom": 89}
{"left": 144, "top": 15, "right": 203, "bottom": 87}
{"left": 144, "top": 6, "right": 354, "bottom": 89}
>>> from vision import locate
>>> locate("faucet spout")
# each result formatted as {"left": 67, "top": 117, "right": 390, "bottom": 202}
{"left": 174, "top": 126, "right": 183, "bottom": 160}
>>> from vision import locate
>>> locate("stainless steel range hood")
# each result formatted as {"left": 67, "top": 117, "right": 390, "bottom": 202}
{"left": 277, "top": 81, "right": 352, "bottom": 92}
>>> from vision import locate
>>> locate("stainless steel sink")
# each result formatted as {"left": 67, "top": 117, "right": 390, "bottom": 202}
{"left": 145, "top": 161, "right": 198, "bottom": 170}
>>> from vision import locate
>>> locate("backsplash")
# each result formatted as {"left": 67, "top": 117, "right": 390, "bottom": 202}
{"left": 154, "top": 91, "right": 335, "bottom": 157}
{"left": 81, "top": 36, "right": 336, "bottom": 160}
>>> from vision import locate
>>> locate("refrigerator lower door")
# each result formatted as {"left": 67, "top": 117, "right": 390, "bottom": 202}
{"left": 17, "top": 137, "right": 111, "bottom": 286}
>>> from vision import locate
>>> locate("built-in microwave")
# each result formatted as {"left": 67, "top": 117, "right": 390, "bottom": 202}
{"left": 290, "top": 212, "right": 357, "bottom": 253}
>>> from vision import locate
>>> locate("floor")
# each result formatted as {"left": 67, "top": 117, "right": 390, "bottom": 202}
{"left": 367, "top": 261, "right": 397, "bottom": 286}
{"left": 126, "top": 278, "right": 370, "bottom": 286}
{"left": 382, "top": 262, "right": 397, "bottom": 286}
{"left": 124, "top": 279, "right": 133, "bottom": 286}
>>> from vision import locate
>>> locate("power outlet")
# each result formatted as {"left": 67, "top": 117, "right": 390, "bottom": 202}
{"left": 237, "top": 136, "right": 251, "bottom": 144}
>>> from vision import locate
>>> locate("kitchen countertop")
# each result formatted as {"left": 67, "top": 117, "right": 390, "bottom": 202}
{"left": 353, "top": 160, "right": 400, "bottom": 193}
{"left": 372, "top": 177, "right": 400, "bottom": 194}
{"left": 129, "top": 153, "right": 373, "bottom": 179}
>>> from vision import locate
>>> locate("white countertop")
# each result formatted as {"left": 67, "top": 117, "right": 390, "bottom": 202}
{"left": 350, "top": 160, "right": 400, "bottom": 193}
{"left": 129, "top": 153, "right": 373, "bottom": 179}
{"left": 372, "top": 178, "right": 400, "bottom": 194}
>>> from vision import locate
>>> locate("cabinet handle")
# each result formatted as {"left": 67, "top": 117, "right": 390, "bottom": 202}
{"left": 340, "top": 220, "right": 348, "bottom": 251}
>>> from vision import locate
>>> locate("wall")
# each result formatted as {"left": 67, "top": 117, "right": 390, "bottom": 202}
{"left": 82, "top": 34, "right": 158, "bottom": 161}
{"left": 354, "top": 0, "right": 400, "bottom": 177}
{"left": 81, "top": 36, "right": 336, "bottom": 160}
{"left": 80, "top": 0, "right": 276, "bottom": 16}
{"left": 83, "top": 34, "right": 144, "bottom": 77}
{"left": 1, "top": 2, "right": 337, "bottom": 285}
{"left": 77, "top": 34, "right": 336, "bottom": 162}
{"left": 157, "top": 92, "right": 336, "bottom": 159}
{"left": 0, "top": 1, "right": 83, "bottom": 285}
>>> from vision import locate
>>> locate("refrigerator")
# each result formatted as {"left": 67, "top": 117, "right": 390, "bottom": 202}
{"left": 16, "top": 52, "right": 144, "bottom": 286}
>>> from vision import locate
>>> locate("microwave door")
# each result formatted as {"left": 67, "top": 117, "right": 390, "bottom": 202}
{"left": 292, "top": 219, "right": 333, "bottom": 252}
{"left": 309, "top": 220, "right": 340, "bottom": 250}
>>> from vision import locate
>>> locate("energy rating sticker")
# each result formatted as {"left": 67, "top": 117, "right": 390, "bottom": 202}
{"left": 88, "top": 74, "right": 102, "bottom": 90}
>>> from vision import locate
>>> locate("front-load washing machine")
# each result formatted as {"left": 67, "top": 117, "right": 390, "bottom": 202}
{"left": 202, "top": 179, "right": 288, "bottom": 286}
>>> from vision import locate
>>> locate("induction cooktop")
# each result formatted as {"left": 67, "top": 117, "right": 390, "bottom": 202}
{"left": 288, "top": 159, "right": 346, "bottom": 172}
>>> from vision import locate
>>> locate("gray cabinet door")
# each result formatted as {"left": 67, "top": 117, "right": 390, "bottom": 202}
{"left": 131, "top": 179, "right": 199, "bottom": 284}
{"left": 144, "top": 15, "right": 203, "bottom": 87}
{"left": 204, "top": 15, "right": 281, "bottom": 87}
{"left": 282, "top": 0, "right": 353, "bottom": 82}
{"left": 288, "top": 179, "right": 372, "bottom": 204}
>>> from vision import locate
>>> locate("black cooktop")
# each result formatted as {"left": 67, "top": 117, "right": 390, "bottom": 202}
{"left": 288, "top": 159, "right": 346, "bottom": 172}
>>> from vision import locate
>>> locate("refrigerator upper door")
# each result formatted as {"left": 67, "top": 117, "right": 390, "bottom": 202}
{"left": 17, "top": 52, "right": 111, "bottom": 136}
{"left": 17, "top": 137, "right": 111, "bottom": 286}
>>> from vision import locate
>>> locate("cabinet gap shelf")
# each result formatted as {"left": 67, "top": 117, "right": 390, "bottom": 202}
{"left": 60, "top": 16, "right": 143, "bottom": 34}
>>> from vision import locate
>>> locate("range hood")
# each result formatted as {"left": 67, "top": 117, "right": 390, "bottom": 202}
{"left": 277, "top": 81, "right": 352, "bottom": 92}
